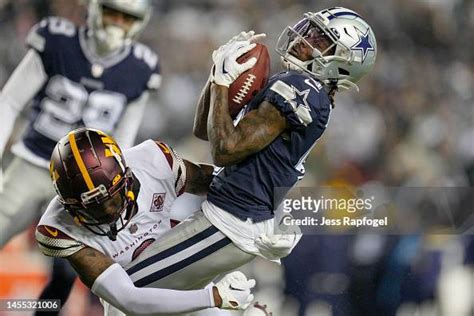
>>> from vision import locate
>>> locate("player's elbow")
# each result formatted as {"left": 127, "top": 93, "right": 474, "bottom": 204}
{"left": 211, "top": 146, "right": 238, "bottom": 167}
{"left": 114, "top": 295, "right": 145, "bottom": 315}
{"left": 212, "top": 155, "right": 230, "bottom": 167}
{"left": 115, "top": 301, "right": 133, "bottom": 315}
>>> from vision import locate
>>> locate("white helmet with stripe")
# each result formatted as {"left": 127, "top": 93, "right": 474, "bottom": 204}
{"left": 276, "top": 7, "right": 377, "bottom": 91}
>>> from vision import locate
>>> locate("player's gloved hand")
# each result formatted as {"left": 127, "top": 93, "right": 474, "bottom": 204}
{"left": 226, "top": 30, "right": 266, "bottom": 45}
{"left": 255, "top": 215, "right": 302, "bottom": 260}
{"left": 207, "top": 31, "right": 265, "bottom": 82}
{"left": 211, "top": 41, "right": 257, "bottom": 87}
{"left": 212, "top": 271, "right": 256, "bottom": 310}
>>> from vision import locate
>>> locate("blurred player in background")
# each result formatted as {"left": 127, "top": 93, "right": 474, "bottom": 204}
{"left": 124, "top": 5, "right": 377, "bottom": 296}
{"left": 0, "top": 0, "right": 160, "bottom": 312}
{"left": 36, "top": 128, "right": 254, "bottom": 315}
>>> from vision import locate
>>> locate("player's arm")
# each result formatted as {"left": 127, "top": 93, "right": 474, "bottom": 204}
{"left": 36, "top": 224, "right": 223, "bottom": 314}
{"left": 207, "top": 40, "right": 288, "bottom": 167}
{"left": 67, "top": 245, "right": 114, "bottom": 288}
{"left": 193, "top": 32, "right": 265, "bottom": 142}
{"left": 208, "top": 86, "right": 288, "bottom": 167}
{"left": 0, "top": 49, "right": 47, "bottom": 156}
{"left": 154, "top": 141, "right": 214, "bottom": 195}
{"left": 193, "top": 77, "right": 212, "bottom": 141}
{"left": 71, "top": 247, "right": 257, "bottom": 313}
{"left": 183, "top": 160, "right": 214, "bottom": 195}
{"left": 67, "top": 246, "right": 220, "bottom": 314}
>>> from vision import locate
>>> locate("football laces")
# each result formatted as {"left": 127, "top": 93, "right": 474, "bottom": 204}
{"left": 253, "top": 301, "right": 273, "bottom": 316}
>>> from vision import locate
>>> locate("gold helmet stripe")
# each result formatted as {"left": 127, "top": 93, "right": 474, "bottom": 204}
{"left": 68, "top": 132, "right": 95, "bottom": 190}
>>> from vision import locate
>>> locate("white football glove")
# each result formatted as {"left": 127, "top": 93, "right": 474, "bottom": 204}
{"left": 211, "top": 41, "right": 257, "bottom": 87}
{"left": 206, "top": 31, "right": 266, "bottom": 82}
{"left": 226, "top": 30, "right": 266, "bottom": 45}
{"left": 214, "top": 271, "right": 256, "bottom": 310}
{"left": 255, "top": 215, "right": 302, "bottom": 260}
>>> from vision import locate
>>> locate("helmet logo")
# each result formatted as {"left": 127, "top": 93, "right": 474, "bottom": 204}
{"left": 100, "top": 135, "right": 126, "bottom": 172}
{"left": 101, "top": 136, "right": 122, "bottom": 157}
{"left": 351, "top": 27, "right": 374, "bottom": 63}
{"left": 50, "top": 163, "right": 60, "bottom": 182}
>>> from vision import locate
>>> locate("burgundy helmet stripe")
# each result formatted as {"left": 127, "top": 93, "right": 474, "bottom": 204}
{"left": 68, "top": 131, "right": 96, "bottom": 191}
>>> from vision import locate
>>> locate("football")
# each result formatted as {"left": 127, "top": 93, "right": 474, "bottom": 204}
{"left": 228, "top": 43, "right": 270, "bottom": 117}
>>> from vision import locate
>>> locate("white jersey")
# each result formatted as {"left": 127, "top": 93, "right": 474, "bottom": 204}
{"left": 35, "top": 139, "right": 186, "bottom": 266}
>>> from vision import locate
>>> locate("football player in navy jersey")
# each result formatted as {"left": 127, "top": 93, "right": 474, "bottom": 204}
{"left": 0, "top": 0, "right": 160, "bottom": 247}
{"left": 0, "top": 0, "right": 160, "bottom": 311}
{"left": 124, "top": 6, "right": 377, "bottom": 294}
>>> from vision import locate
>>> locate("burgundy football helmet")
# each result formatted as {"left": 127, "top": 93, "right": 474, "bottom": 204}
{"left": 50, "top": 128, "right": 136, "bottom": 240}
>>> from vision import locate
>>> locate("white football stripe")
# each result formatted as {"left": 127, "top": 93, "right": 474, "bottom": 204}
{"left": 270, "top": 80, "right": 296, "bottom": 108}
{"left": 295, "top": 106, "right": 312, "bottom": 126}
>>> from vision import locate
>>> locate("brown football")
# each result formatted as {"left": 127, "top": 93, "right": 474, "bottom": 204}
{"left": 228, "top": 43, "right": 270, "bottom": 118}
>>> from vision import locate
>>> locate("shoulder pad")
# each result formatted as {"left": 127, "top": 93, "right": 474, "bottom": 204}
{"left": 264, "top": 72, "right": 325, "bottom": 128}
{"left": 133, "top": 42, "right": 159, "bottom": 70}
{"left": 36, "top": 225, "right": 85, "bottom": 257}
{"left": 132, "top": 43, "right": 161, "bottom": 90}
{"left": 26, "top": 17, "right": 77, "bottom": 53}
{"left": 155, "top": 141, "right": 186, "bottom": 196}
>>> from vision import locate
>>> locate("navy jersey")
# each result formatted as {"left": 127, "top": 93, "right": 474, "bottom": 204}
{"left": 22, "top": 17, "right": 161, "bottom": 160}
{"left": 207, "top": 71, "right": 331, "bottom": 222}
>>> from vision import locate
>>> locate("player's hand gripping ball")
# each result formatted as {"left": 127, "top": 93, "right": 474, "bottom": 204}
{"left": 228, "top": 43, "right": 270, "bottom": 117}
{"left": 212, "top": 41, "right": 270, "bottom": 118}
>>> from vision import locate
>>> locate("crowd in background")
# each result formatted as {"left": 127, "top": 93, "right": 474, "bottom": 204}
{"left": 0, "top": 0, "right": 473, "bottom": 315}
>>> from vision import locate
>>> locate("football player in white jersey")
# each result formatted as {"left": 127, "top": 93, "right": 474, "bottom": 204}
{"left": 36, "top": 128, "right": 255, "bottom": 315}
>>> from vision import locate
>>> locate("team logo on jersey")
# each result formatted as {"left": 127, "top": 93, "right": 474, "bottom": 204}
{"left": 150, "top": 193, "right": 166, "bottom": 212}
{"left": 270, "top": 80, "right": 313, "bottom": 126}
{"left": 129, "top": 223, "right": 138, "bottom": 234}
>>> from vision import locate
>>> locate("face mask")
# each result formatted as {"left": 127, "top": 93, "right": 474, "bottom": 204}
{"left": 95, "top": 25, "right": 126, "bottom": 53}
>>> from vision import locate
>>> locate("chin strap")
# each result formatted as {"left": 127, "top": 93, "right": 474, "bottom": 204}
{"left": 107, "top": 222, "right": 118, "bottom": 241}
{"left": 329, "top": 78, "right": 359, "bottom": 92}
{"left": 281, "top": 55, "right": 360, "bottom": 93}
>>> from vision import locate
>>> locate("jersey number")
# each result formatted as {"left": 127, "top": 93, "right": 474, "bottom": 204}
{"left": 47, "top": 17, "right": 75, "bottom": 37}
{"left": 34, "top": 76, "right": 126, "bottom": 141}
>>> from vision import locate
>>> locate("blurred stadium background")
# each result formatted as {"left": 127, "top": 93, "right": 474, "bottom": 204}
{"left": 0, "top": 0, "right": 473, "bottom": 315}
